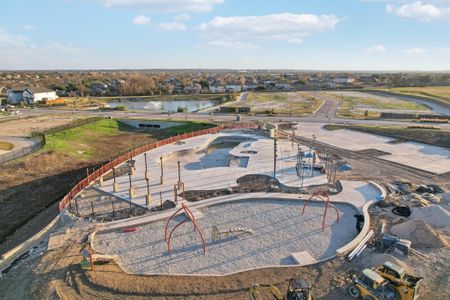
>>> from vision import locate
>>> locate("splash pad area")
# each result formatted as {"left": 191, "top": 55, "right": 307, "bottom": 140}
{"left": 92, "top": 197, "right": 357, "bottom": 275}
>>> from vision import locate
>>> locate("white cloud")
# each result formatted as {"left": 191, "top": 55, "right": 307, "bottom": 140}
{"left": 197, "top": 13, "right": 340, "bottom": 45}
{"left": 158, "top": 22, "right": 187, "bottom": 31}
{"left": 102, "top": 0, "right": 224, "bottom": 13}
{"left": 386, "top": 1, "right": 450, "bottom": 21}
{"left": 403, "top": 47, "right": 428, "bottom": 54}
{"left": 132, "top": 15, "right": 150, "bottom": 25}
{"left": 22, "top": 25, "right": 36, "bottom": 31}
{"left": 205, "top": 40, "right": 259, "bottom": 50}
{"left": 174, "top": 14, "right": 191, "bottom": 21}
{"left": 0, "top": 28, "right": 86, "bottom": 69}
{"left": 365, "top": 44, "right": 387, "bottom": 53}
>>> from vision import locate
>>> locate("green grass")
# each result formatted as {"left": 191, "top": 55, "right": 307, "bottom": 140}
{"left": 324, "top": 124, "right": 450, "bottom": 148}
{"left": 43, "top": 119, "right": 216, "bottom": 159}
{"left": 376, "top": 86, "right": 450, "bottom": 106}
{"left": 43, "top": 119, "right": 126, "bottom": 158}
{"left": 330, "top": 92, "right": 428, "bottom": 119}
{"left": 234, "top": 92, "right": 324, "bottom": 115}
{"left": 0, "top": 141, "right": 14, "bottom": 151}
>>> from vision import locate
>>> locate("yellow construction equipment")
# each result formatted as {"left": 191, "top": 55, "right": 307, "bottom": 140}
{"left": 250, "top": 278, "right": 313, "bottom": 300}
{"left": 347, "top": 261, "right": 422, "bottom": 300}
{"left": 348, "top": 268, "right": 398, "bottom": 300}
{"left": 250, "top": 284, "right": 284, "bottom": 300}
{"left": 374, "top": 262, "right": 422, "bottom": 300}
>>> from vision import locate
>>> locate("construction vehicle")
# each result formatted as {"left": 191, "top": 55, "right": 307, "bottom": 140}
{"left": 374, "top": 262, "right": 422, "bottom": 300}
{"left": 250, "top": 284, "right": 284, "bottom": 300}
{"left": 286, "top": 278, "right": 313, "bottom": 300}
{"left": 348, "top": 268, "right": 398, "bottom": 300}
{"left": 250, "top": 278, "right": 313, "bottom": 300}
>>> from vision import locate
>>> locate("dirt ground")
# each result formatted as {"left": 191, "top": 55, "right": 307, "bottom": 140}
{"left": 1, "top": 125, "right": 449, "bottom": 300}
{"left": 0, "top": 130, "right": 157, "bottom": 255}
{"left": 0, "top": 114, "right": 88, "bottom": 137}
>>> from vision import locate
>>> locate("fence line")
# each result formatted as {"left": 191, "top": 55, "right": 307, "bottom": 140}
{"left": 59, "top": 122, "right": 259, "bottom": 211}
{"left": 0, "top": 136, "right": 45, "bottom": 164}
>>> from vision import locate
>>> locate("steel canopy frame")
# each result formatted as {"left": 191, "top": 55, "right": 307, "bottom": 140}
{"left": 165, "top": 203, "right": 206, "bottom": 255}
{"left": 301, "top": 190, "right": 340, "bottom": 231}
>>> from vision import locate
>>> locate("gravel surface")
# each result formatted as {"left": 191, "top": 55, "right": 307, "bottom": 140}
{"left": 94, "top": 198, "right": 357, "bottom": 275}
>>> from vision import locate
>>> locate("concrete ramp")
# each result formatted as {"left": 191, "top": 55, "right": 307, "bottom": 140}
{"left": 291, "top": 251, "right": 317, "bottom": 265}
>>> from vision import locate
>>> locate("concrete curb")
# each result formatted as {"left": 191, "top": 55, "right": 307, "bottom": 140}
{"left": 0, "top": 215, "right": 60, "bottom": 274}
{"left": 336, "top": 180, "right": 385, "bottom": 257}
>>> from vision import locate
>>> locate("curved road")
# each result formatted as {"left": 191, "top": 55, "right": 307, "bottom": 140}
{"left": 361, "top": 90, "right": 450, "bottom": 116}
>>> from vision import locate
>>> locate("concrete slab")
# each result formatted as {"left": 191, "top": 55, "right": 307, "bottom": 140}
{"left": 291, "top": 251, "right": 317, "bottom": 265}
{"left": 95, "top": 131, "right": 328, "bottom": 208}
{"left": 294, "top": 123, "right": 450, "bottom": 174}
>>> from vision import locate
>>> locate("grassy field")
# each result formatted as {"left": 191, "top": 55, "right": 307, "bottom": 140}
{"left": 377, "top": 86, "right": 450, "bottom": 105}
{"left": 0, "top": 141, "right": 14, "bottom": 151}
{"left": 0, "top": 117, "right": 214, "bottom": 253}
{"left": 329, "top": 92, "right": 428, "bottom": 119}
{"left": 58, "top": 94, "right": 229, "bottom": 109}
{"left": 324, "top": 124, "right": 450, "bottom": 148}
{"left": 234, "top": 92, "right": 323, "bottom": 115}
{"left": 43, "top": 119, "right": 214, "bottom": 159}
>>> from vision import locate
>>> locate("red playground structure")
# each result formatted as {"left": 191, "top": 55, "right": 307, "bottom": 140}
{"left": 301, "top": 190, "right": 340, "bottom": 231}
{"left": 164, "top": 203, "right": 206, "bottom": 255}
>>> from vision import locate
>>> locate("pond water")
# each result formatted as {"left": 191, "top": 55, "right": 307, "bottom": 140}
{"left": 107, "top": 99, "right": 218, "bottom": 112}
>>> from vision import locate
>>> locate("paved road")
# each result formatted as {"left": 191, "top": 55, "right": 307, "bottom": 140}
{"left": 14, "top": 107, "right": 450, "bottom": 130}
{"left": 311, "top": 92, "right": 339, "bottom": 119}
{"left": 361, "top": 90, "right": 450, "bottom": 116}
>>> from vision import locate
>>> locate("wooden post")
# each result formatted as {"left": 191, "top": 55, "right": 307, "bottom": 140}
{"left": 159, "top": 191, "right": 163, "bottom": 207}
{"left": 144, "top": 153, "right": 150, "bottom": 180}
{"left": 160, "top": 156, "right": 164, "bottom": 184}
{"left": 177, "top": 161, "right": 181, "bottom": 184}
{"left": 91, "top": 202, "right": 95, "bottom": 218}
{"left": 113, "top": 167, "right": 119, "bottom": 192}
{"left": 273, "top": 130, "right": 277, "bottom": 179}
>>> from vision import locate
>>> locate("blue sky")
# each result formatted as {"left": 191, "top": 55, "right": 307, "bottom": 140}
{"left": 1, "top": 0, "right": 449, "bottom": 70}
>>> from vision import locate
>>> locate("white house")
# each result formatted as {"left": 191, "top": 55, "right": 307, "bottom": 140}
{"left": 209, "top": 84, "right": 225, "bottom": 93}
{"left": 7, "top": 87, "right": 58, "bottom": 104}
{"left": 225, "top": 83, "right": 242, "bottom": 92}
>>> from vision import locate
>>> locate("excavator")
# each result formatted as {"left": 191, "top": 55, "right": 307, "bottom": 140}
{"left": 250, "top": 278, "right": 314, "bottom": 300}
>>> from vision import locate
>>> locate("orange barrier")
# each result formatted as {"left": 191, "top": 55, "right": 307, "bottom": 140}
{"left": 59, "top": 122, "right": 258, "bottom": 211}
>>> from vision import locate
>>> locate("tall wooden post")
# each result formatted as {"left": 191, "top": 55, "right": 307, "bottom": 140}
{"left": 273, "top": 130, "right": 277, "bottom": 179}
{"left": 144, "top": 153, "right": 150, "bottom": 180}
{"left": 177, "top": 161, "right": 181, "bottom": 184}
{"left": 160, "top": 156, "right": 164, "bottom": 184}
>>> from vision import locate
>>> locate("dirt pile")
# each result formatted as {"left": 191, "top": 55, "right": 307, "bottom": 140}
{"left": 361, "top": 253, "right": 411, "bottom": 271}
{"left": 390, "top": 219, "right": 448, "bottom": 248}
{"left": 411, "top": 205, "right": 450, "bottom": 228}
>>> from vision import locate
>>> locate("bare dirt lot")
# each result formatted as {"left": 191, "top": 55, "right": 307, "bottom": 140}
{"left": 0, "top": 115, "right": 88, "bottom": 137}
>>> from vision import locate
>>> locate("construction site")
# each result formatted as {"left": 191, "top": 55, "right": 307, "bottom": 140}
{"left": 1, "top": 118, "right": 449, "bottom": 300}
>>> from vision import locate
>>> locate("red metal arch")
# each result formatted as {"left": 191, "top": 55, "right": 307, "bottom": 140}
{"left": 165, "top": 203, "right": 206, "bottom": 255}
{"left": 301, "top": 191, "right": 339, "bottom": 231}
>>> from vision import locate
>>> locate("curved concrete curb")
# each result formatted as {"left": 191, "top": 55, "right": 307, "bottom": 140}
{"left": 0, "top": 215, "right": 60, "bottom": 273}
{"left": 336, "top": 180, "right": 385, "bottom": 257}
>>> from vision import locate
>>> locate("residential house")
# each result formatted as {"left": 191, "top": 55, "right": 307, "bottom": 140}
{"left": 7, "top": 87, "right": 58, "bottom": 104}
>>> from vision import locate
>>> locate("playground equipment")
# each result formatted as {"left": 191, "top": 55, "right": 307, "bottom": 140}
{"left": 301, "top": 190, "right": 339, "bottom": 231}
{"left": 164, "top": 203, "right": 206, "bottom": 255}
{"left": 211, "top": 226, "right": 253, "bottom": 241}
